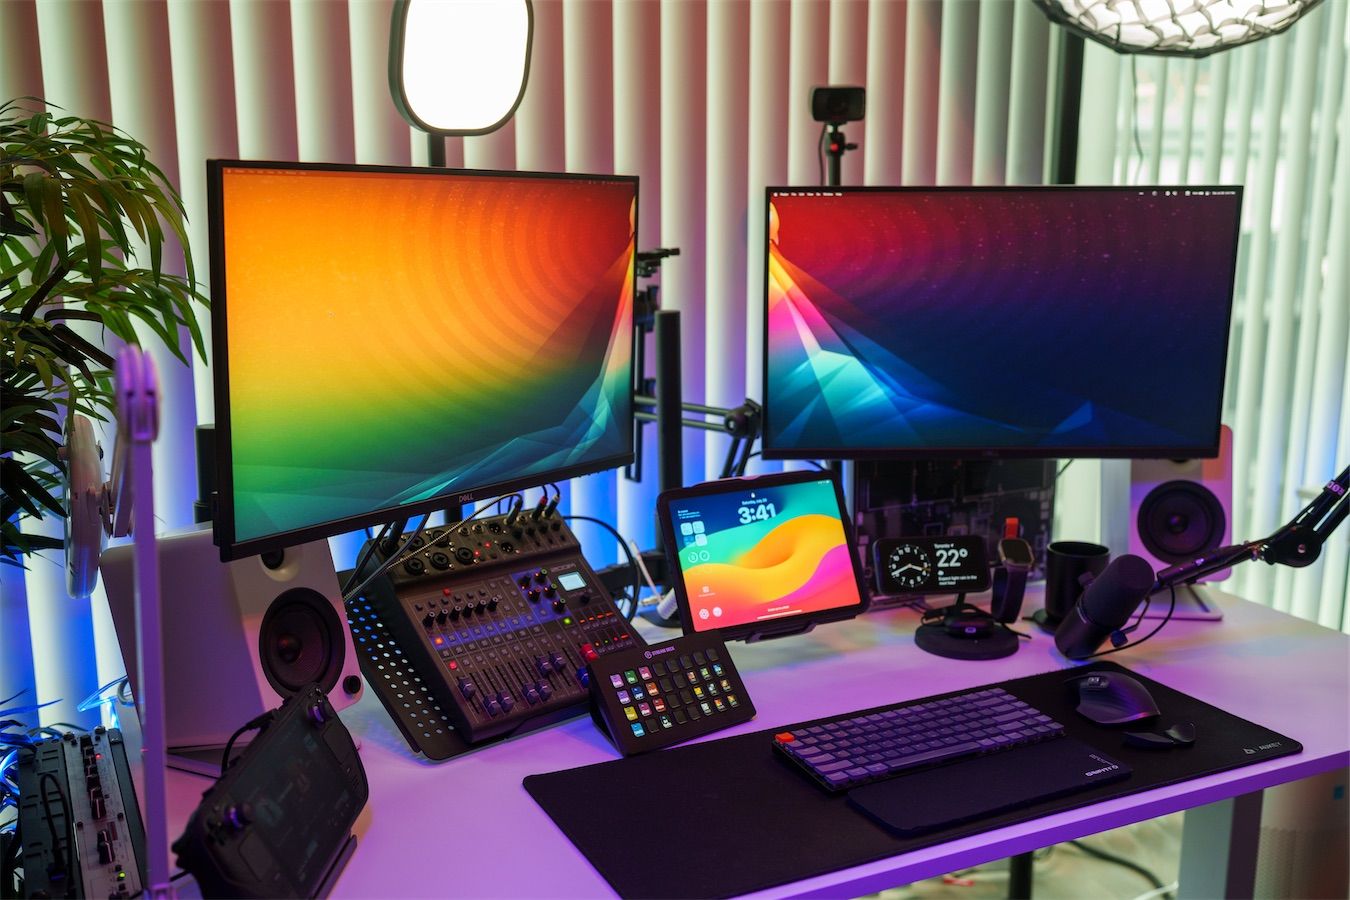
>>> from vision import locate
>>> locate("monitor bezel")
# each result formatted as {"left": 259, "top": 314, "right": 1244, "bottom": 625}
{"left": 760, "top": 184, "right": 1243, "bottom": 462}
{"left": 208, "top": 159, "right": 638, "bottom": 561}
{"left": 656, "top": 468, "right": 871, "bottom": 643}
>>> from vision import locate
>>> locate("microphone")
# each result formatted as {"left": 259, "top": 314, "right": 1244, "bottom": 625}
{"left": 1054, "top": 554, "right": 1157, "bottom": 659}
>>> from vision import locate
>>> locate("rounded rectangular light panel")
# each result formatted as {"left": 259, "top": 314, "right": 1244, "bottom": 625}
{"left": 391, "top": 0, "right": 532, "bottom": 135}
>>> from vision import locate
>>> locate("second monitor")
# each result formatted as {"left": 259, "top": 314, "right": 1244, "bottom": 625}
{"left": 762, "top": 185, "right": 1243, "bottom": 460}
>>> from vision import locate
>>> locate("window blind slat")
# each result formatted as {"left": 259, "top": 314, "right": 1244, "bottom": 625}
{"left": 972, "top": 0, "right": 1014, "bottom": 187}
{"left": 1004, "top": 0, "right": 1049, "bottom": 186}
{"left": 864, "top": 0, "right": 906, "bottom": 186}
{"left": 935, "top": 0, "right": 978, "bottom": 185}
{"left": 902, "top": 0, "right": 942, "bottom": 185}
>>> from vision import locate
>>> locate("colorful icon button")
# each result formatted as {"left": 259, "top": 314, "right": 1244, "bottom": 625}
{"left": 610, "top": 674, "right": 624, "bottom": 688}
{"left": 624, "top": 670, "right": 639, "bottom": 685}
{"left": 713, "top": 698, "right": 726, "bottom": 712}
{"left": 632, "top": 687, "right": 646, "bottom": 701}
{"left": 700, "top": 702, "right": 713, "bottom": 715}
{"left": 645, "top": 681, "right": 659, "bottom": 695}
{"left": 617, "top": 690, "right": 630, "bottom": 704}
{"left": 631, "top": 722, "right": 645, "bottom": 737}
{"left": 693, "top": 685, "right": 705, "bottom": 699}
{"left": 623, "top": 706, "right": 638, "bottom": 722}
{"left": 727, "top": 694, "right": 739, "bottom": 708}
{"left": 653, "top": 697, "right": 667, "bottom": 713}
{"left": 638, "top": 702, "right": 652, "bottom": 716}
{"left": 713, "top": 664, "right": 724, "bottom": 676}
{"left": 638, "top": 666, "right": 652, "bottom": 680}
{"left": 659, "top": 715, "right": 674, "bottom": 729}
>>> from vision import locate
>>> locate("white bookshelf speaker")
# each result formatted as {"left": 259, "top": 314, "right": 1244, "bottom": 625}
{"left": 101, "top": 528, "right": 363, "bottom": 751}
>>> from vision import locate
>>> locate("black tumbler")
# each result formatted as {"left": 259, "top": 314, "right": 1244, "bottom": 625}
{"left": 1034, "top": 541, "right": 1111, "bottom": 633}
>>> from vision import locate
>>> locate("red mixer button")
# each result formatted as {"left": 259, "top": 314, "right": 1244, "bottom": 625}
{"left": 581, "top": 643, "right": 598, "bottom": 661}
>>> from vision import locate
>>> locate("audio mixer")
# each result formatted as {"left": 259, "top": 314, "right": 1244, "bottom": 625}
{"left": 357, "top": 509, "right": 642, "bottom": 745}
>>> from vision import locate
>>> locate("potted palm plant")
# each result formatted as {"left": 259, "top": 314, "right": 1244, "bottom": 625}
{"left": 1, "top": 98, "right": 207, "bottom": 567}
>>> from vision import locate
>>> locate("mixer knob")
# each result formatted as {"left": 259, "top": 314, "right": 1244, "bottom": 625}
{"left": 527, "top": 589, "right": 541, "bottom": 603}
{"left": 534, "top": 568, "right": 548, "bottom": 582}
{"left": 543, "top": 585, "right": 557, "bottom": 598}
{"left": 464, "top": 600, "right": 478, "bottom": 614}
{"left": 577, "top": 592, "right": 592, "bottom": 605}
{"left": 497, "top": 691, "right": 515, "bottom": 712}
{"left": 517, "top": 575, "right": 531, "bottom": 589}
{"left": 487, "top": 597, "right": 499, "bottom": 611}
{"left": 536, "top": 655, "right": 553, "bottom": 676}
{"left": 576, "top": 668, "right": 590, "bottom": 689}
{"left": 537, "top": 680, "right": 553, "bottom": 700}
{"left": 484, "top": 697, "right": 501, "bottom": 717}
{"left": 523, "top": 683, "right": 540, "bottom": 705}
{"left": 458, "top": 678, "right": 476, "bottom": 699}
{"left": 450, "top": 605, "right": 461, "bottom": 619}
{"left": 552, "top": 598, "right": 566, "bottom": 613}
{"left": 435, "top": 610, "right": 447, "bottom": 624}
{"left": 550, "top": 651, "right": 567, "bottom": 671}
{"left": 422, "top": 613, "right": 434, "bottom": 628}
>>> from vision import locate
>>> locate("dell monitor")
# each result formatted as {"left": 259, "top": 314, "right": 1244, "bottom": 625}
{"left": 763, "top": 186, "right": 1242, "bottom": 460}
{"left": 208, "top": 161, "right": 636, "bottom": 560}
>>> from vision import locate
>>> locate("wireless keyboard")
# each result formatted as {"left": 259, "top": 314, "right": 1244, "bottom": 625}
{"left": 773, "top": 687, "right": 1065, "bottom": 792}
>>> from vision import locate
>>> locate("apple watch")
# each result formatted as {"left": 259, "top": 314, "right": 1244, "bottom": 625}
{"left": 991, "top": 536, "right": 1034, "bottom": 623}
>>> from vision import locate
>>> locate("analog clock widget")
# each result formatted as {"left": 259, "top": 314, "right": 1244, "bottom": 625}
{"left": 872, "top": 534, "right": 990, "bottom": 596}
{"left": 883, "top": 543, "right": 933, "bottom": 591}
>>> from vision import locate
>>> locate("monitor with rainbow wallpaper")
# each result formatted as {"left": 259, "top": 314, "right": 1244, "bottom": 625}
{"left": 763, "top": 186, "right": 1242, "bottom": 461}
{"left": 208, "top": 161, "right": 636, "bottom": 560}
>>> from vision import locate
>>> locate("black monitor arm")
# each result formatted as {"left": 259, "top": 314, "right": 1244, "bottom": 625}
{"left": 1153, "top": 464, "right": 1349, "bottom": 592}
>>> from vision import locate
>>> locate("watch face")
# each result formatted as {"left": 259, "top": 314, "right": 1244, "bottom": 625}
{"left": 1000, "top": 538, "right": 1035, "bottom": 567}
{"left": 883, "top": 543, "right": 933, "bottom": 591}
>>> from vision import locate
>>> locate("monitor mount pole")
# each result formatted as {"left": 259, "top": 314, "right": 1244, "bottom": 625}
{"left": 603, "top": 249, "right": 766, "bottom": 623}
{"left": 824, "top": 123, "right": 856, "bottom": 188}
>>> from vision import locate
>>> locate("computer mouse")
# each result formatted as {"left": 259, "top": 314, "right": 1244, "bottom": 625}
{"left": 1074, "top": 672, "right": 1160, "bottom": 725}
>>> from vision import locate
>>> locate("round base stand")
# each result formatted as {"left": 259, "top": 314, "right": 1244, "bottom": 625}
{"left": 915, "top": 622, "right": 1020, "bottom": 660}
{"left": 1030, "top": 608, "right": 1062, "bottom": 635}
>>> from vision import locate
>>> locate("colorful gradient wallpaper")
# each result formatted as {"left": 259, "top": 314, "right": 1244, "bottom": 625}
{"left": 667, "top": 478, "right": 861, "bottom": 631}
{"left": 765, "top": 188, "right": 1241, "bottom": 456}
{"left": 217, "top": 165, "right": 635, "bottom": 545}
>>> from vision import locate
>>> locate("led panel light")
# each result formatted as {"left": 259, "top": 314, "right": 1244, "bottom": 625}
{"left": 389, "top": 0, "right": 532, "bottom": 135}
{"left": 1034, "top": 0, "right": 1324, "bottom": 57}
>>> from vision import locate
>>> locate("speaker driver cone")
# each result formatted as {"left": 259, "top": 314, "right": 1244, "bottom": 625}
{"left": 1137, "top": 480, "right": 1227, "bottom": 564}
{"left": 259, "top": 587, "right": 345, "bottom": 695}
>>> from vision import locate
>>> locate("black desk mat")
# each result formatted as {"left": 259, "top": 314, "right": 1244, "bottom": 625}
{"left": 523, "top": 661, "right": 1300, "bottom": 898}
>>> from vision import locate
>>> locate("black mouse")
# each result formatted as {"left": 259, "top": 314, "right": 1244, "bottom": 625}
{"left": 1074, "top": 672, "right": 1160, "bottom": 725}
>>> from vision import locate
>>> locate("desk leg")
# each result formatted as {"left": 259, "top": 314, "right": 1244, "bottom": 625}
{"left": 1178, "top": 790, "right": 1263, "bottom": 899}
{"left": 1008, "top": 851, "right": 1034, "bottom": 899}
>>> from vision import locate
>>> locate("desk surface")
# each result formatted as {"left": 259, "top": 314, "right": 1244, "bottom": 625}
{"left": 164, "top": 589, "right": 1350, "bottom": 898}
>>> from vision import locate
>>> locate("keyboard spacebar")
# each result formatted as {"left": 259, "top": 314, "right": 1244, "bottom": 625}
{"left": 890, "top": 740, "right": 982, "bottom": 772}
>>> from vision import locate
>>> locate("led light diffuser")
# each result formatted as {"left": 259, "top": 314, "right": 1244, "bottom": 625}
{"left": 1034, "top": 0, "right": 1323, "bottom": 57}
{"left": 389, "top": 0, "right": 532, "bottom": 135}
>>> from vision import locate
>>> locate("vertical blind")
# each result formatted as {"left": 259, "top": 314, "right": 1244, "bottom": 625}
{"left": 7, "top": 0, "right": 1341, "bottom": 730}
{"left": 1072, "top": 3, "right": 1350, "bottom": 630}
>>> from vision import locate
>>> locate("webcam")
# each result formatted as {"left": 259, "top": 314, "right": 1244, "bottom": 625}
{"left": 811, "top": 86, "right": 865, "bottom": 125}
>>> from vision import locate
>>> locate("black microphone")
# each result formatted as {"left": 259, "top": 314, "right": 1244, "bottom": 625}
{"left": 1054, "top": 554, "right": 1157, "bottom": 659}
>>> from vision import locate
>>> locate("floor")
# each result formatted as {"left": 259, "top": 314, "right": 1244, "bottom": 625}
{"left": 871, "top": 813, "right": 1183, "bottom": 900}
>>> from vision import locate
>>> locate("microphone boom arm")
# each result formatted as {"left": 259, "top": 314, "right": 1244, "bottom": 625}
{"left": 1154, "top": 464, "right": 1349, "bottom": 592}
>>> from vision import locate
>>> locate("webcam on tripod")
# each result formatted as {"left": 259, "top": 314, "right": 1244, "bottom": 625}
{"left": 811, "top": 86, "right": 865, "bottom": 125}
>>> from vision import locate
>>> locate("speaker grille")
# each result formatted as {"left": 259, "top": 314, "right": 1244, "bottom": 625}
{"left": 1137, "top": 479, "right": 1227, "bottom": 564}
{"left": 258, "top": 588, "right": 345, "bottom": 695}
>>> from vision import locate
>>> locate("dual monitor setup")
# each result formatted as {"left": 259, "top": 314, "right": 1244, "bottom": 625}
{"left": 208, "top": 160, "right": 1241, "bottom": 652}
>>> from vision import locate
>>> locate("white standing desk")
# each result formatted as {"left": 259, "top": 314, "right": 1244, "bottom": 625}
{"left": 160, "top": 588, "right": 1350, "bottom": 898}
